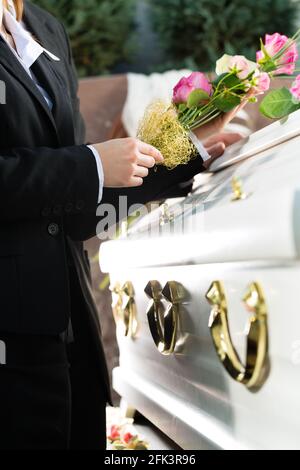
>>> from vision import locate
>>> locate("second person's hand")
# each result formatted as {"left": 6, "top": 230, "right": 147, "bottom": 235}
{"left": 202, "top": 132, "right": 244, "bottom": 169}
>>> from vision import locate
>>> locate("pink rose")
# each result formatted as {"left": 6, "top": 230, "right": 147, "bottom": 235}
{"left": 252, "top": 70, "right": 271, "bottom": 94}
{"left": 257, "top": 33, "right": 298, "bottom": 75}
{"left": 290, "top": 75, "right": 300, "bottom": 102}
{"left": 257, "top": 33, "right": 289, "bottom": 59}
{"left": 173, "top": 72, "right": 212, "bottom": 104}
{"left": 173, "top": 77, "right": 192, "bottom": 104}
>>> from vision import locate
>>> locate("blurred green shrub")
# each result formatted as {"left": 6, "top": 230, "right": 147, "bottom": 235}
{"left": 33, "top": 0, "right": 136, "bottom": 77}
{"left": 149, "top": 0, "right": 299, "bottom": 71}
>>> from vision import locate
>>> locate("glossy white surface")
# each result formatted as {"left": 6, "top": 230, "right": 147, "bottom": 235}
{"left": 101, "top": 134, "right": 300, "bottom": 269}
{"left": 113, "top": 367, "right": 246, "bottom": 450}
{"left": 101, "top": 189, "right": 300, "bottom": 269}
{"left": 110, "top": 262, "right": 300, "bottom": 450}
{"left": 101, "top": 115, "right": 300, "bottom": 450}
{"left": 210, "top": 109, "right": 300, "bottom": 172}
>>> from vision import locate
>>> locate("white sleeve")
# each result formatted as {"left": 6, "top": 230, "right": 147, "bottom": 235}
{"left": 87, "top": 145, "right": 104, "bottom": 203}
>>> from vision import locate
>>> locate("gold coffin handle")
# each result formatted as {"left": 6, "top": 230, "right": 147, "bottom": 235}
{"left": 145, "top": 281, "right": 182, "bottom": 355}
{"left": 159, "top": 203, "right": 174, "bottom": 226}
{"left": 121, "top": 281, "right": 138, "bottom": 338}
{"left": 206, "top": 281, "right": 268, "bottom": 390}
{"left": 231, "top": 177, "right": 249, "bottom": 202}
{"left": 110, "top": 281, "right": 138, "bottom": 339}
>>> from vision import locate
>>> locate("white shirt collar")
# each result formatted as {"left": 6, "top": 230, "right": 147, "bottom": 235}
{"left": 2, "top": 8, "right": 60, "bottom": 69}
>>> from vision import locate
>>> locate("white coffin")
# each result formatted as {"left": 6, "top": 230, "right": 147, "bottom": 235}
{"left": 100, "top": 110, "right": 300, "bottom": 450}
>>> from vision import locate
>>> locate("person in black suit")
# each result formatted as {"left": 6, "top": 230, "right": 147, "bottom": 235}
{"left": 0, "top": 0, "right": 243, "bottom": 449}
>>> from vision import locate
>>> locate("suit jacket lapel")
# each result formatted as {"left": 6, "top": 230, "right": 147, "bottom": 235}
{"left": 34, "top": 53, "right": 76, "bottom": 145}
{"left": 23, "top": 4, "right": 76, "bottom": 145}
{"left": 0, "top": 37, "right": 60, "bottom": 142}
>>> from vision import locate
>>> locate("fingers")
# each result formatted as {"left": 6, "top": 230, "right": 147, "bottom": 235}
{"left": 124, "top": 140, "right": 164, "bottom": 187}
{"left": 127, "top": 164, "right": 150, "bottom": 187}
{"left": 137, "top": 154, "right": 156, "bottom": 169}
{"left": 203, "top": 142, "right": 226, "bottom": 170}
{"left": 221, "top": 132, "right": 244, "bottom": 146}
{"left": 134, "top": 141, "right": 165, "bottom": 183}
{"left": 137, "top": 140, "right": 164, "bottom": 163}
{"left": 207, "top": 142, "right": 226, "bottom": 159}
{"left": 128, "top": 176, "right": 144, "bottom": 187}
{"left": 203, "top": 132, "right": 244, "bottom": 149}
{"left": 202, "top": 131, "right": 243, "bottom": 169}
{"left": 133, "top": 165, "right": 149, "bottom": 178}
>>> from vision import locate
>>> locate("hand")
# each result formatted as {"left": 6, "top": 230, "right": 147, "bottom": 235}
{"left": 193, "top": 92, "right": 252, "bottom": 141}
{"left": 94, "top": 138, "right": 164, "bottom": 187}
{"left": 202, "top": 132, "right": 244, "bottom": 169}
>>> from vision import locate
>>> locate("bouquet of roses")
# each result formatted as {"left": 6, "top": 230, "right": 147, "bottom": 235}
{"left": 138, "top": 30, "right": 300, "bottom": 169}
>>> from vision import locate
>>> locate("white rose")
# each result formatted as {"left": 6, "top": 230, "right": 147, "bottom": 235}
{"left": 216, "top": 54, "right": 258, "bottom": 79}
{"left": 216, "top": 54, "right": 232, "bottom": 76}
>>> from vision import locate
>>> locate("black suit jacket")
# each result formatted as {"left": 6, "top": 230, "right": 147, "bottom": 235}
{"left": 0, "top": 1, "right": 205, "bottom": 394}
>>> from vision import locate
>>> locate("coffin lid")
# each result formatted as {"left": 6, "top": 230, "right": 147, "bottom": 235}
{"left": 100, "top": 111, "right": 300, "bottom": 271}
{"left": 209, "top": 109, "right": 300, "bottom": 172}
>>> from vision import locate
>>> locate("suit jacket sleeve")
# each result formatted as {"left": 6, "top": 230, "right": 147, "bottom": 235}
{"left": 0, "top": 144, "right": 99, "bottom": 220}
{"left": 65, "top": 154, "right": 205, "bottom": 241}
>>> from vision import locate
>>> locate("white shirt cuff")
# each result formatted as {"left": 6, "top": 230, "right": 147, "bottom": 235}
{"left": 188, "top": 131, "right": 211, "bottom": 162}
{"left": 87, "top": 145, "right": 104, "bottom": 203}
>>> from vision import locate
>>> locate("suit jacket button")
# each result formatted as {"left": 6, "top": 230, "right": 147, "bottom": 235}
{"left": 65, "top": 202, "right": 73, "bottom": 213}
{"left": 48, "top": 223, "right": 60, "bottom": 237}
{"left": 76, "top": 200, "right": 85, "bottom": 211}
{"left": 42, "top": 207, "right": 51, "bottom": 217}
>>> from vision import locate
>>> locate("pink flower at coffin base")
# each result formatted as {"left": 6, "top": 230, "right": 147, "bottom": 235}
{"left": 109, "top": 425, "right": 121, "bottom": 441}
{"left": 123, "top": 432, "right": 134, "bottom": 444}
{"left": 173, "top": 72, "right": 212, "bottom": 104}
{"left": 257, "top": 33, "right": 298, "bottom": 76}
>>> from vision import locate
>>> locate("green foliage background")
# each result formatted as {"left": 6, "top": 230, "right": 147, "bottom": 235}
{"left": 33, "top": 0, "right": 300, "bottom": 76}
{"left": 149, "top": 0, "right": 300, "bottom": 72}
{"left": 33, "top": 0, "right": 136, "bottom": 77}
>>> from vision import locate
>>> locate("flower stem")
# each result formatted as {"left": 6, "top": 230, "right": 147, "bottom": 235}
{"left": 189, "top": 111, "right": 222, "bottom": 130}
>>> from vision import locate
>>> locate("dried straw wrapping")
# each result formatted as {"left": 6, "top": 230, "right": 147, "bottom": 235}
{"left": 137, "top": 101, "right": 197, "bottom": 169}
